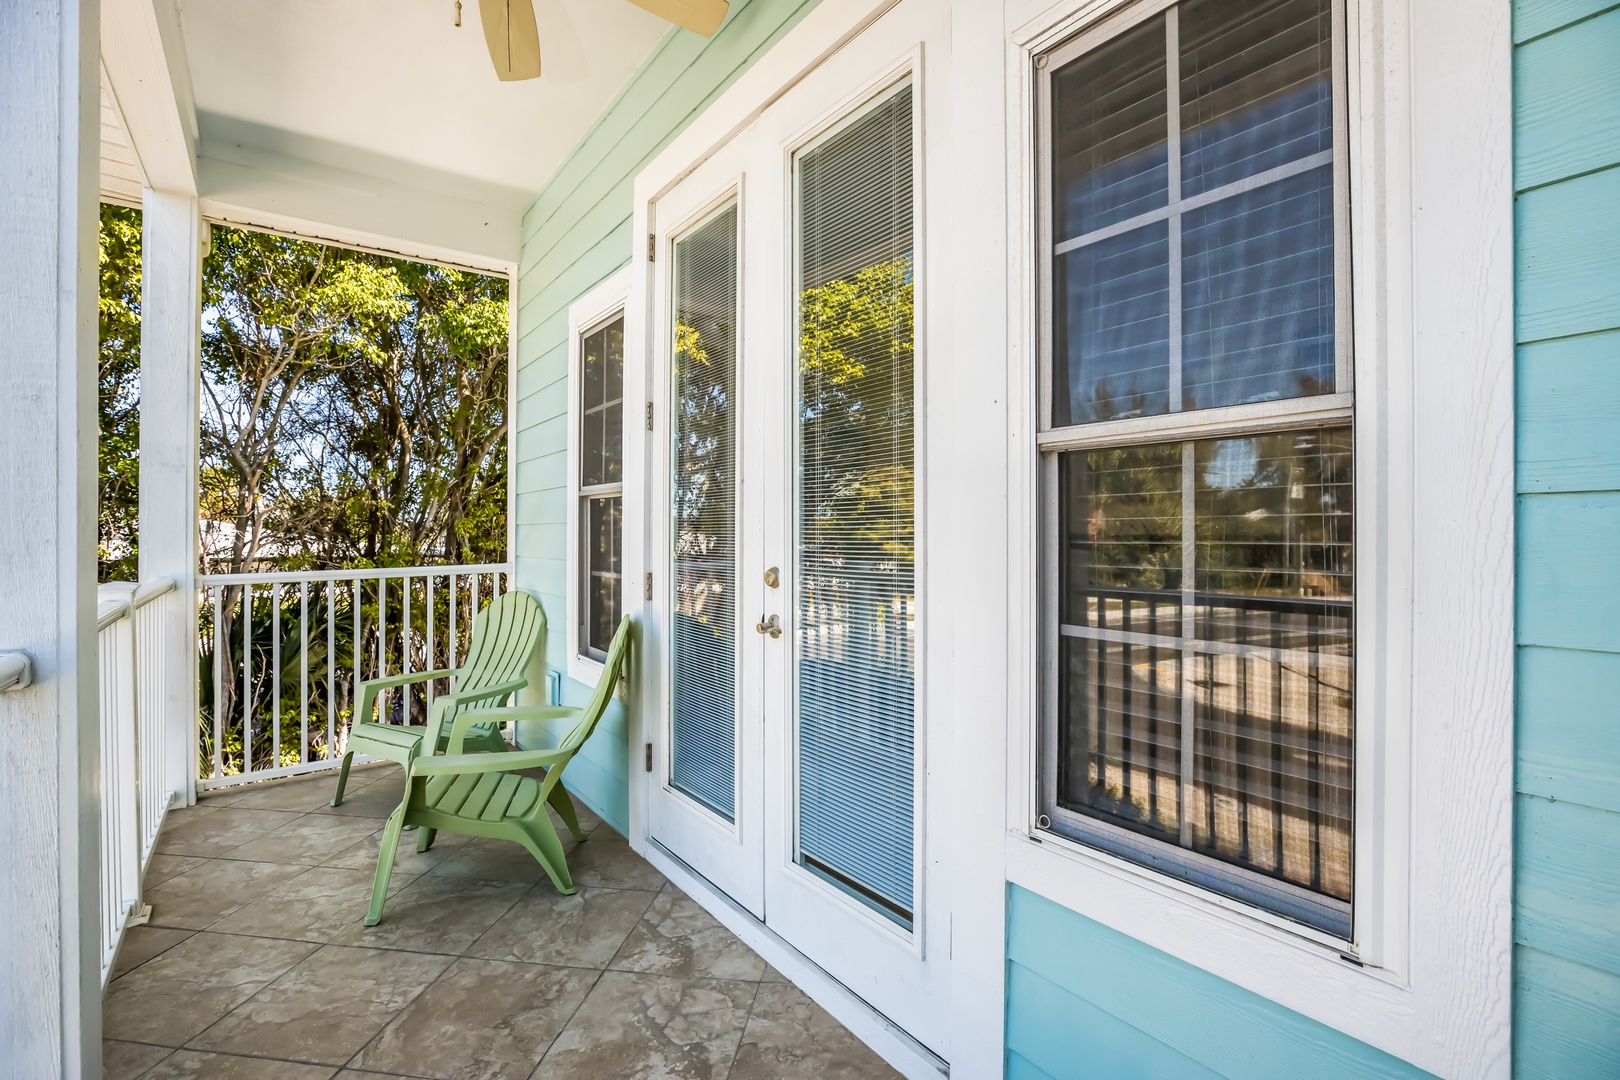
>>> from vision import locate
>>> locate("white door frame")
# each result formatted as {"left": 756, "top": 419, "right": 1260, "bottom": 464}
{"left": 623, "top": 0, "right": 1008, "bottom": 1076}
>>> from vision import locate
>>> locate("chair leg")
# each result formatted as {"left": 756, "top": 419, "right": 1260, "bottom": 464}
{"left": 518, "top": 817, "right": 575, "bottom": 895}
{"left": 366, "top": 805, "right": 407, "bottom": 926}
{"left": 414, "top": 826, "right": 437, "bottom": 854}
{"left": 546, "top": 784, "right": 588, "bottom": 843}
{"left": 330, "top": 750, "right": 354, "bottom": 807}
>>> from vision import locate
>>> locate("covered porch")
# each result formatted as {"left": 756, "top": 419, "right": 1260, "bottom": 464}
{"left": 102, "top": 763, "right": 897, "bottom": 1079}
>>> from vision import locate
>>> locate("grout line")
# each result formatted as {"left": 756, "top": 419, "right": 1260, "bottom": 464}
{"left": 723, "top": 979, "right": 766, "bottom": 1080}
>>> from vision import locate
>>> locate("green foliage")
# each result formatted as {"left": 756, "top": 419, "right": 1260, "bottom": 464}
{"left": 98, "top": 204, "right": 143, "bottom": 581}
{"left": 199, "top": 225, "right": 508, "bottom": 574}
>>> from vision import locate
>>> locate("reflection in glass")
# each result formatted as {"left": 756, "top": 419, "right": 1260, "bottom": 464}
{"left": 1056, "top": 427, "right": 1353, "bottom": 929}
{"left": 1179, "top": 0, "right": 1333, "bottom": 197}
{"left": 1049, "top": 0, "right": 1338, "bottom": 428}
{"left": 670, "top": 204, "right": 740, "bottom": 822}
{"left": 796, "top": 83, "right": 916, "bottom": 927}
{"left": 1059, "top": 446, "right": 1184, "bottom": 839}
{"left": 1052, "top": 14, "right": 1168, "bottom": 239}
{"left": 1054, "top": 222, "right": 1171, "bottom": 426}
{"left": 1181, "top": 166, "right": 1335, "bottom": 409}
{"left": 584, "top": 494, "right": 621, "bottom": 658}
{"left": 580, "top": 319, "right": 624, "bottom": 487}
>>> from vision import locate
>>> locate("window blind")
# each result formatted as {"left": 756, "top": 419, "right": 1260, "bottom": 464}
{"left": 794, "top": 81, "right": 917, "bottom": 927}
{"left": 670, "top": 204, "right": 741, "bottom": 821}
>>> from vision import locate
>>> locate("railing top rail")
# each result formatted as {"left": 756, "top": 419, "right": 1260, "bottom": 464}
{"left": 96, "top": 598, "right": 131, "bottom": 632}
{"left": 197, "top": 562, "right": 511, "bottom": 587}
{"left": 132, "top": 577, "right": 178, "bottom": 609}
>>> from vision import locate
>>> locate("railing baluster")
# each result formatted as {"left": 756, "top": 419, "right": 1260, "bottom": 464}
{"left": 327, "top": 581, "right": 336, "bottom": 759}
{"left": 353, "top": 578, "right": 362, "bottom": 728}
{"left": 300, "top": 581, "right": 309, "bottom": 766}
{"left": 242, "top": 583, "right": 253, "bottom": 777}
{"left": 378, "top": 575, "right": 388, "bottom": 722}
{"left": 402, "top": 573, "right": 412, "bottom": 722}
{"left": 212, "top": 586, "right": 223, "bottom": 780}
{"left": 450, "top": 572, "right": 459, "bottom": 668}
{"left": 271, "top": 582, "right": 281, "bottom": 770}
{"left": 427, "top": 573, "right": 436, "bottom": 713}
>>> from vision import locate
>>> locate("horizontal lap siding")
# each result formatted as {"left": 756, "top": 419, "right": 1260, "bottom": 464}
{"left": 510, "top": 0, "right": 824, "bottom": 836}
{"left": 1005, "top": 887, "right": 1434, "bottom": 1080}
{"left": 1512, "top": 0, "right": 1620, "bottom": 1075}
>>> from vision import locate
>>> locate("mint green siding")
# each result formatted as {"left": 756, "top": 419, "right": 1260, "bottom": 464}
{"left": 511, "top": 0, "right": 823, "bottom": 835}
{"left": 1513, "top": 0, "right": 1620, "bottom": 1072}
{"left": 1005, "top": 887, "right": 1436, "bottom": 1080}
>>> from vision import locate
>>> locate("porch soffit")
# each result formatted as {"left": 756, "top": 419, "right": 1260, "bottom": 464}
{"left": 103, "top": 0, "right": 672, "bottom": 267}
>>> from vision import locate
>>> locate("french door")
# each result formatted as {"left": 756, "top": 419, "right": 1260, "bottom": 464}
{"left": 644, "top": 29, "right": 947, "bottom": 1056}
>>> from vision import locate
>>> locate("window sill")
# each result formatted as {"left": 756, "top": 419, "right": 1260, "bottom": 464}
{"left": 566, "top": 652, "right": 605, "bottom": 690}
{"left": 1004, "top": 830, "right": 1422, "bottom": 1062}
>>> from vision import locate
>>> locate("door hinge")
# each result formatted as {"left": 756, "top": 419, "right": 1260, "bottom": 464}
{"left": 644, "top": 572, "right": 653, "bottom": 601}
{"left": 645, "top": 400, "right": 654, "bottom": 431}
{"left": 647, "top": 233, "right": 656, "bottom": 261}
{"left": 644, "top": 742, "right": 653, "bottom": 772}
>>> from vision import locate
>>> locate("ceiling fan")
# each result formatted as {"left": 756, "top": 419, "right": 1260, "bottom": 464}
{"left": 472, "top": 0, "right": 728, "bottom": 81}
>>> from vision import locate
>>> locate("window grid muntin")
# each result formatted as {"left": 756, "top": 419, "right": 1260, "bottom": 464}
{"left": 1036, "top": 0, "right": 1356, "bottom": 939}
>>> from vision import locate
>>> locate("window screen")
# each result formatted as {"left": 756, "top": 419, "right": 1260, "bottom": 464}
{"left": 1041, "top": 0, "right": 1353, "bottom": 937}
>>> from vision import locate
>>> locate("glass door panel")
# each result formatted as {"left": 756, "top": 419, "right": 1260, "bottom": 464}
{"left": 793, "top": 81, "right": 918, "bottom": 928}
{"left": 671, "top": 203, "right": 742, "bottom": 822}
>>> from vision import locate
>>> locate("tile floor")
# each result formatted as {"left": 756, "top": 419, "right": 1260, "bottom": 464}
{"left": 103, "top": 763, "right": 902, "bottom": 1080}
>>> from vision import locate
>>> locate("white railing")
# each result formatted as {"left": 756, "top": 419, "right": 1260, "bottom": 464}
{"left": 196, "top": 563, "right": 511, "bottom": 789}
{"left": 96, "top": 578, "right": 181, "bottom": 986}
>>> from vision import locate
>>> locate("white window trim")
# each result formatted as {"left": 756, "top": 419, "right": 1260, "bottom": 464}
{"left": 1004, "top": 0, "right": 1514, "bottom": 1075}
{"left": 565, "top": 266, "right": 632, "bottom": 688}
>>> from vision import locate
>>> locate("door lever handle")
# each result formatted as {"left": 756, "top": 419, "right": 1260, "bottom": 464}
{"left": 755, "top": 614, "right": 782, "bottom": 639}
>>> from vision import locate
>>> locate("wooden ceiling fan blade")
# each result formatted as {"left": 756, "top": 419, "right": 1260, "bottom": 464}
{"left": 624, "top": 0, "right": 728, "bottom": 37}
{"left": 479, "top": 0, "right": 542, "bottom": 81}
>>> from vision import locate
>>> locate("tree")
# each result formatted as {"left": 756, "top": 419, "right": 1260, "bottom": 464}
{"left": 98, "top": 203, "right": 142, "bottom": 581}
{"left": 195, "top": 224, "right": 509, "bottom": 775}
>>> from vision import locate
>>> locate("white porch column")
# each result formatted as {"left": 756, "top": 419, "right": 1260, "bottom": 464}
{"left": 0, "top": 0, "right": 103, "bottom": 1075}
{"left": 138, "top": 190, "right": 204, "bottom": 806}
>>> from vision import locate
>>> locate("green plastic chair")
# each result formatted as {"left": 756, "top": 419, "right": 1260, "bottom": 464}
{"left": 364, "top": 614, "right": 631, "bottom": 925}
{"left": 330, "top": 590, "right": 547, "bottom": 808}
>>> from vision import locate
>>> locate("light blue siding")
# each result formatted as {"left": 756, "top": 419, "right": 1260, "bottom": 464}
{"left": 1512, "top": 0, "right": 1620, "bottom": 1073}
{"left": 1005, "top": 887, "right": 1436, "bottom": 1080}
{"left": 510, "top": 0, "right": 825, "bottom": 835}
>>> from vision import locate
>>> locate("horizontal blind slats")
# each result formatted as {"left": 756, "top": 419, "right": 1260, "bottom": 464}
{"left": 795, "top": 81, "right": 918, "bottom": 923}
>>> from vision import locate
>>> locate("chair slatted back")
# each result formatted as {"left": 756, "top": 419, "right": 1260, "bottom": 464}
{"left": 454, "top": 591, "right": 547, "bottom": 695}
{"left": 539, "top": 616, "right": 632, "bottom": 799}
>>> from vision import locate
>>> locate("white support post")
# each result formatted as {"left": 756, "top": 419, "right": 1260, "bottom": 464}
{"left": 138, "top": 189, "right": 204, "bottom": 807}
{"left": 0, "top": 0, "right": 103, "bottom": 1075}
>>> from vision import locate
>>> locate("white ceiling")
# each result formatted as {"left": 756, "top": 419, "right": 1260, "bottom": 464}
{"left": 106, "top": 0, "right": 674, "bottom": 264}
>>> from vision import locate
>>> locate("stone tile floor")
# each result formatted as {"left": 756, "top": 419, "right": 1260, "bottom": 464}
{"left": 104, "top": 763, "right": 901, "bottom": 1080}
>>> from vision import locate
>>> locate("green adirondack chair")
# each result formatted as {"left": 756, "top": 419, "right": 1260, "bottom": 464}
{"left": 365, "top": 614, "right": 631, "bottom": 925}
{"left": 331, "top": 590, "right": 547, "bottom": 808}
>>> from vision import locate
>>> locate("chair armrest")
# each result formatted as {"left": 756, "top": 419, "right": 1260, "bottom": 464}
{"left": 437, "top": 679, "right": 530, "bottom": 753}
{"left": 355, "top": 668, "right": 456, "bottom": 725}
{"left": 411, "top": 748, "right": 569, "bottom": 776}
{"left": 457, "top": 705, "right": 583, "bottom": 724}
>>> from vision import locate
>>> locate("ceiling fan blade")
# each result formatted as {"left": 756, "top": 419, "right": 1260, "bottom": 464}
{"left": 623, "top": 0, "right": 728, "bottom": 37}
{"left": 479, "top": 0, "right": 542, "bottom": 81}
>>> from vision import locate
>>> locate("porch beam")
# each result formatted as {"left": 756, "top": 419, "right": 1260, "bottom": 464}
{"left": 101, "top": 0, "right": 198, "bottom": 196}
{"left": 0, "top": 0, "right": 104, "bottom": 1074}
{"left": 138, "top": 189, "right": 204, "bottom": 806}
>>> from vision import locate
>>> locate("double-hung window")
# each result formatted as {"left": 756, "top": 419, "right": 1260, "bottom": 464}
{"left": 578, "top": 315, "right": 625, "bottom": 662}
{"left": 1037, "top": 0, "right": 1354, "bottom": 937}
